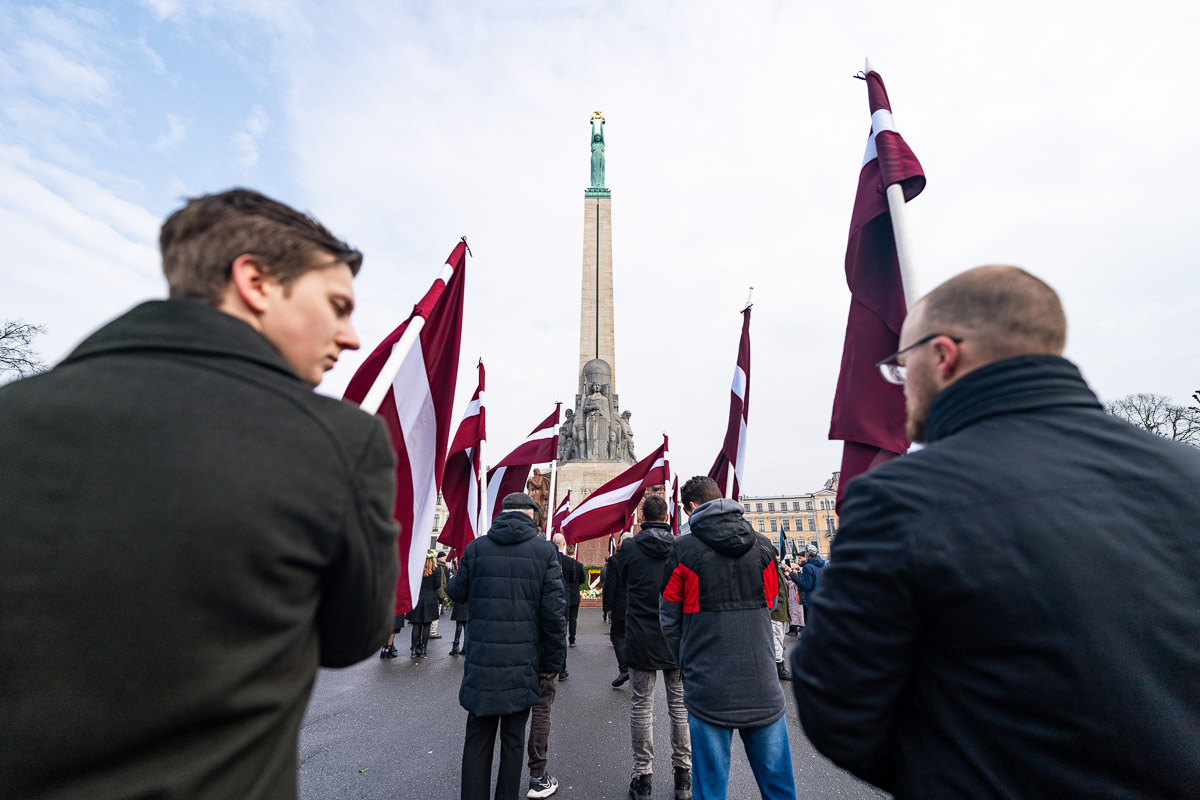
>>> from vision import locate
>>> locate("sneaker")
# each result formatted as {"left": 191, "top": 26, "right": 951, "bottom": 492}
{"left": 611, "top": 670, "right": 630, "bottom": 687}
{"left": 558, "top": 671, "right": 569, "bottom": 681}
{"left": 568, "top": 641, "right": 576, "bottom": 648}
{"left": 776, "top": 661, "right": 792, "bottom": 681}
{"left": 629, "top": 773, "right": 652, "bottom": 800}
{"left": 527, "top": 773, "right": 559, "bottom": 798}
{"left": 429, "top": 634, "right": 443, "bottom": 639}
{"left": 673, "top": 767, "right": 692, "bottom": 800}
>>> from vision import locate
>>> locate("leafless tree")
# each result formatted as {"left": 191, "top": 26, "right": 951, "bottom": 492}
{"left": 0, "top": 319, "right": 47, "bottom": 379}
{"left": 1106, "top": 393, "right": 1200, "bottom": 447}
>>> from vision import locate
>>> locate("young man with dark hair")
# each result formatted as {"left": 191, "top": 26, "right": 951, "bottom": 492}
{"left": 610, "top": 493, "right": 692, "bottom": 800}
{"left": 660, "top": 476, "right": 796, "bottom": 799}
{"left": 795, "top": 265, "right": 1200, "bottom": 798}
{"left": 0, "top": 188, "right": 399, "bottom": 799}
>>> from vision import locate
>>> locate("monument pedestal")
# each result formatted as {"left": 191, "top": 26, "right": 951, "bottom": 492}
{"left": 554, "top": 459, "right": 627, "bottom": 567}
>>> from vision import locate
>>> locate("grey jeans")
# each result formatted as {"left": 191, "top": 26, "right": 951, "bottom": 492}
{"left": 629, "top": 668, "right": 691, "bottom": 777}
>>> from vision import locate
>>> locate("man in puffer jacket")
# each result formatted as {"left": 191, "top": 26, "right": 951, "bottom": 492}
{"left": 610, "top": 494, "right": 692, "bottom": 800}
{"left": 447, "top": 493, "right": 566, "bottom": 800}
{"left": 660, "top": 476, "right": 796, "bottom": 800}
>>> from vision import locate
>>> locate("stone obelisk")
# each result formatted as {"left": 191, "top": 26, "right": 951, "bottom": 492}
{"left": 553, "top": 113, "right": 636, "bottom": 572}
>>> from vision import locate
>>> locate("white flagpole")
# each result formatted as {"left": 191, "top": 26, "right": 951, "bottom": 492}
{"left": 477, "top": 441, "right": 488, "bottom": 535}
{"left": 866, "top": 57, "right": 919, "bottom": 308}
{"left": 546, "top": 456, "right": 558, "bottom": 540}
{"left": 358, "top": 317, "right": 426, "bottom": 416}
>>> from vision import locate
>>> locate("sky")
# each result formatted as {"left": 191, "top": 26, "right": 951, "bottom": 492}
{"left": 3, "top": 0, "right": 1198, "bottom": 494}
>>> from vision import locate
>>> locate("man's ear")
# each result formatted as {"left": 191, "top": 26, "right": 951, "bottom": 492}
{"left": 229, "top": 254, "right": 273, "bottom": 313}
{"left": 933, "top": 337, "right": 962, "bottom": 382}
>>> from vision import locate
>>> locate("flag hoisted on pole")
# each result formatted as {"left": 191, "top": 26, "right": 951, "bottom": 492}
{"left": 343, "top": 241, "right": 468, "bottom": 614}
{"left": 709, "top": 297, "right": 751, "bottom": 500}
{"left": 551, "top": 490, "right": 571, "bottom": 535}
{"left": 438, "top": 359, "right": 486, "bottom": 556}
{"left": 485, "top": 405, "right": 560, "bottom": 525}
{"left": 668, "top": 476, "right": 680, "bottom": 536}
{"left": 563, "top": 436, "right": 670, "bottom": 545}
{"left": 829, "top": 60, "right": 926, "bottom": 511}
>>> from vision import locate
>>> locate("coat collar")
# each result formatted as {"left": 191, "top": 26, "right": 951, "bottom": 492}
{"left": 924, "top": 355, "right": 1102, "bottom": 443}
{"left": 63, "top": 299, "right": 303, "bottom": 384}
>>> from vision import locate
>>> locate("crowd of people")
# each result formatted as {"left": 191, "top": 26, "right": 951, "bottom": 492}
{"left": 2, "top": 188, "right": 1198, "bottom": 800}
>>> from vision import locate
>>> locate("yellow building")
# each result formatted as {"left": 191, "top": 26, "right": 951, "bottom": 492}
{"left": 740, "top": 471, "right": 840, "bottom": 559}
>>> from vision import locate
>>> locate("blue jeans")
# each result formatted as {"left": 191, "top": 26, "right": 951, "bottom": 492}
{"left": 688, "top": 715, "right": 796, "bottom": 800}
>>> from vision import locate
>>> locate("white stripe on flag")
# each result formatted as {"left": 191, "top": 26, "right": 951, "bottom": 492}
{"left": 861, "top": 108, "right": 897, "bottom": 167}
{"left": 734, "top": 416, "right": 747, "bottom": 487}
{"left": 562, "top": 456, "right": 666, "bottom": 526}
{"left": 731, "top": 365, "right": 747, "bottom": 401}
{"left": 517, "top": 427, "right": 556, "bottom": 446}
{"left": 465, "top": 446, "right": 480, "bottom": 540}
{"left": 486, "top": 466, "right": 506, "bottom": 522}
{"left": 462, "top": 395, "right": 482, "bottom": 419}
{"left": 392, "top": 338, "right": 439, "bottom": 606}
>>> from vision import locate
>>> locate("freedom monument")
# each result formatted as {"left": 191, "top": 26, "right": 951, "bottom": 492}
{"left": 553, "top": 113, "right": 638, "bottom": 568}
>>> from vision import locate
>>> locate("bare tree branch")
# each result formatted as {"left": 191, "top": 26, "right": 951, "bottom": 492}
{"left": 1106, "top": 392, "right": 1200, "bottom": 448}
{"left": 0, "top": 319, "right": 47, "bottom": 379}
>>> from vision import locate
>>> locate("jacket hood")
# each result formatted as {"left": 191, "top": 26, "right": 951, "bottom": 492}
{"left": 688, "top": 498, "right": 756, "bottom": 558}
{"left": 633, "top": 523, "right": 675, "bottom": 559}
{"left": 487, "top": 512, "right": 541, "bottom": 545}
{"left": 807, "top": 555, "right": 826, "bottom": 568}
{"left": 925, "top": 355, "right": 1102, "bottom": 443}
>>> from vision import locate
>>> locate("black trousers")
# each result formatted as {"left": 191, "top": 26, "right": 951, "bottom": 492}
{"left": 461, "top": 708, "right": 531, "bottom": 800}
{"left": 411, "top": 622, "right": 430, "bottom": 651}
{"left": 565, "top": 604, "right": 579, "bottom": 644}
{"left": 610, "top": 625, "right": 626, "bottom": 673}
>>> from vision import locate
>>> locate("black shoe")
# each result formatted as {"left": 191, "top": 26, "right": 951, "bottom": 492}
{"left": 629, "top": 773, "right": 652, "bottom": 800}
{"left": 419, "top": 646, "right": 429, "bottom": 658}
{"left": 568, "top": 641, "right": 576, "bottom": 648}
{"left": 527, "top": 773, "right": 559, "bottom": 798}
{"left": 786, "top": 626, "right": 799, "bottom": 637}
{"left": 410, "top": 649, "right": 419, "bottom": 659}
{"left": 558, "top": 671, "right": 569, "bottom": 681}
{"left": 382, "top": 645, "right": 399, "bottom": 659}
{"left": 449, "top": 642, "right": 460, "bottom": 656}
{"left": 777, "top": 661, "right": 792, "bottom": 681}
{"left": 673, "top": 767, "right": 692, "bottom": 800}
{"left": 611, "top": 670, "right": 630, "bottom": 687}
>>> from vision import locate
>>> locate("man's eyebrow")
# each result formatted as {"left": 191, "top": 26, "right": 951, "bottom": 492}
{"left": 331, "top": 292, "right": 355, "bottom": 313}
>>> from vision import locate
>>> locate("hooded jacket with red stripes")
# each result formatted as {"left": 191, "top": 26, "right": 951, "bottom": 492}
{"left": 659, "top": 498, "right": 786, "bottom": 728}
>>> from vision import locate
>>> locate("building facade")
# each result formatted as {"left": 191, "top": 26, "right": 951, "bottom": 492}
{"left": 740, "top": 471, "right": 840, "bottom": 559}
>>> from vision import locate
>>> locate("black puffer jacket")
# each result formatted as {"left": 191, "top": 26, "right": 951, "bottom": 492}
{"left": 446, "top": 512, "right": 566, "bottom": 716}
{"left": 611, "top": 522, "right": 677, "bottom": 670}
{"left": 558, "top": 552, "right": 585, "bottom": 607}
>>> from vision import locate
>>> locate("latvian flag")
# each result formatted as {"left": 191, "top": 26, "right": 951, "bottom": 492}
{"left": 563, "top": 437, "right": 669, "bottom": 545}
{"left": 438, "top": 360, "right": 485, "bottom": 557}
{"left": 551, "top": 491, "right": 571, "bottom": 535}
{"left": 485, "top": 405, "right": 560, "bottom": 524}
{"left": 343, "top": 242, "right": 467, "bottom": 615}
{"left": 708, "top": 307, "right": 750, "bottom": 500}
{"left": 829, "top": 66, "right": 925, "bottom": 510}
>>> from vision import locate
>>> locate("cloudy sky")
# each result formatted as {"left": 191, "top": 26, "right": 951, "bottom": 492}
{"left": 3, "top": 0, "right": 1197, "bottom": 493}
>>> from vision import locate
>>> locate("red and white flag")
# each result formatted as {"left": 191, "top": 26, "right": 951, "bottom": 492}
{"left": 438, "top": 360, "right": 486, "bottom": 557}
{"left": 829, "top": 67, "right": 925, "bottom": 510}
{"left": 485, "top": 405, "right": 560, "bottom": 524}
{"left": 563, "top": 437, "right": 669, "bottom": 545}
{"left": 343, "top": 242, "right": 467, "bottom": 615}
{"left": 709, "top": 307, "right": 750, "bottom": 500}
{"left": 551, "top": 491, "right": 571, "bottom": 535}
{"left": 668, "top": 476, "right": 680, "bottom": 536}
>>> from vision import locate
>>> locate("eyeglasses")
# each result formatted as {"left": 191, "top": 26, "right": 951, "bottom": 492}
{"left": 875, "top": 333, "right": 963, "bottom": 385}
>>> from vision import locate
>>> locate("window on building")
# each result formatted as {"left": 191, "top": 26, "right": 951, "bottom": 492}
{"left": 433, "top": 514, "right": 440, "bottom": 530}
{"left": 782, "top": 518, "right": 791, "bottom": 531}
{"left": 808, "top": 515, "right": 816, "bottom": 530}
{"left": 810, "top": 539, "right": 818, "bottom": 551}
{"left": 792, "top": 501, "right": 801, "bottom": 510}
{"left": 756, "top": 503, "right": 763, "bottom": 512}
{"left": 757, "top": 518, "right": 765, "bottom": 532}
{"left": 806, "top": 501, "right": 813, "bottom": 510}
{"left": 767, "top": 502, "right": 775, "bottom": 512}
{"left": 770, "top": 518, "right": 778, "bottom": 531}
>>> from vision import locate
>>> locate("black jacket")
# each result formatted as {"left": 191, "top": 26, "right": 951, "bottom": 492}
{"left": 407, "top": 569, "right": 442, "bottom": 624}
{"left": 660, "top": 499, "right": 785, "bottom": 728}
{"left": 0, "top": 300, "right": 399, "bottom": 800}
{"left": 446, "top": 512, "right": 566, "bottom": 716}
{"left": 792, "top": 355, "right": 1200, "bottom": 799}
{"left": 611, "top": 523, "right": 677, "bottom": 670}
{"left": 790, "top": 555, "right": 825, "bottom": 606}
{"left": 558, "top": 552, "right": 585, "bottom": 607}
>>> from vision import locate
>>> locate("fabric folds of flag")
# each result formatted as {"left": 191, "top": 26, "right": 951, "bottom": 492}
{"left": 829, "top": 68, "right": 925, "bottom": 509}
{"left": 563, "top": 437, "right": 669, "bottom": 545}
{"left": 551, "top": 491, "right": 571, "bottom": 535}
{"left": 485, "top": 405, "right": 560, "bottom": 524}
{"left": 343, "top": 242, "right": 467, "bottom": 615}
{"left": 709, "top": 307, "right": 751, "bottom": 500}
{"left": 438, "top": 360, "right": 486, "bottom": 556}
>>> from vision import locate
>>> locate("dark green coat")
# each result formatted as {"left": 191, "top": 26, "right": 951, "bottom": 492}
{"left": 0, "top": 300, "right": 399, "bottom": 799}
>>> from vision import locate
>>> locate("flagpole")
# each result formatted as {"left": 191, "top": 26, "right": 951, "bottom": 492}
{"left": 357, "top": 318, "right": 425, "bottom": 415}
{"left": 866, "top": 57, "right": 919, "bottom": 308}
{"left": 546, "top": 456, "right": 558, "bottom": 540}
{"left": 478, "top": 440, "right": 488, "bottom": 535}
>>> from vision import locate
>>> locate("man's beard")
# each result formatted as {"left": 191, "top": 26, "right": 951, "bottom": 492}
{"left": 905, "top": 386, "right": 930, "bottom": 444}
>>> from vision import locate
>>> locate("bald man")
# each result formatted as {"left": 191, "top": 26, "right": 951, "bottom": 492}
{"left": 792, "top": 266, "right": 1200, "bottom": 799}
